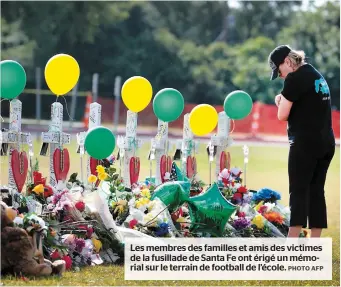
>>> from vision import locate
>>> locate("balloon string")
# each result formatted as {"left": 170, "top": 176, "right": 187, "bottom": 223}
{"left": 230, "top": 119, "right": 235, "bottom": 134}
{"left": 61, "top": 95, "right": 74, "bottom": 121}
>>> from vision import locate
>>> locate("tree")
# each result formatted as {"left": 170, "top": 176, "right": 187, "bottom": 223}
{"left": 277, "top": 1, "right": 340, "bottom": 109}
{"left": 1, "top": 18, "right": 36, "bottom": 67}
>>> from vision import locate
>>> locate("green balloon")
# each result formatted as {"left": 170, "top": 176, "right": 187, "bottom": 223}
{"left": 224, "top": 90, "right": 253, "bottom": 120}
{"left": 151, "top": 181, "right": 190, "bottom": 213}
{"left": 85, "top": 126, "right": 116, "bottom": 160}
{"left": 187, "top": 183, "right": 237, "bottom": 237}
{"left": 153, "top": 88, "right": 184, "bottom": 122}
{"left": 0, "top": 60, "right": 27, "bottom": 100}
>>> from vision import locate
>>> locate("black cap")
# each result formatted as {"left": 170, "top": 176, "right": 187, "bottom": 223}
{"left": 268, "top": 45, "right": 292, "bottom": 80}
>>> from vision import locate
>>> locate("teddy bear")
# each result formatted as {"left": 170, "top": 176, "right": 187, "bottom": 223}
{"left": 1, "top": 201, "right": 66, "bottom": 277}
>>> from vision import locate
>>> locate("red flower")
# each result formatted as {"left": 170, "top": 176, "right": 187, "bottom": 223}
{"left": 50, "top": 250, "right": 61, "bottom": 260}
{"left": 259, "top": 205, "right": 268, "bottom": 215}
{"left": 237, "top": 211, "right": 246, "bottom": 218}
{"left": 222, "top": 178, "right": 230, "bottom": 186}
{"left": 75, "top": 201, "right": 85, "bottom": 212}
{"left": 129, "top": 219, "right": 138, "bottom": 229}
{"left": 33, "top": 171, "right": 46, "bottom": 186}
{"left": 233, "top": 193, "right": 242, "bottom": 200}
{"left": 44, "top": 186, "right": 54, "bottom": 198}
{"left": 62, "top": 255, "right": 72, "bottom": 270}
{"left": 238, "top": 186, "right": 248, "bottom": 194}
{"left": 231, "top": 181, "right": 235, "bottom": 187}
{"left": 86, "top": 226, "right": 94, "bottom": 238}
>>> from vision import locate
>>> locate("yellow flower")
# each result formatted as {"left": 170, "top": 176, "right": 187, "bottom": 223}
{"left": 32, "top": 184, "right": 44, "bottom": 195}
{"left": 88, "top": 175, "right": 97, "bottom": 183}
{"left": 118, "top": 199, "right": 127, "bottom": 206}
{"left": 115, "top": 205, "right": 125, "bottom": 215}
{"left": 143, "top": 213, "right": 157, "bottom": 227}
{"left": 176, "top": 217, "right": 186, "bottom": 223}
{"left": 135, "top": 197, "right": 150, "bottom": 209}
{"left": 98, "top": 172, "right": 108, "bottom": 181}
{"left": 92, "top": 238, "right": 102, "bottom": 253}
{"left": 141, "top": 188, "right": 151, "bottom": 199}
{"left": 255, "top": 200, "right": 264, "bottom": 212}
{"left": 252, "top": 215, "right": 264, "bottom": 229}
{"left": 96, "top": 165, "right": 105, "bottom": 174}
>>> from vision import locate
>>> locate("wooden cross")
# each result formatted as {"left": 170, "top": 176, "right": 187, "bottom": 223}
{"left": 40, "top": 102, "right": 71, "bottom": 187}
{"left": 0, "top": 99, "right": 31, "bottom": 194}
{"left": 117, "top": 111, "right": 141, "bottom": 188}
{"left": 77, "top": 102, "right": 102, "bottom": 182}
{"left": 174, "top": 113, "right": 198, "bottom": 178}
{"left": 210, "top": 111, "right": 233, "bottom": 181}
{"left": 151, "top": 120, "right": 170, "bottom": 185}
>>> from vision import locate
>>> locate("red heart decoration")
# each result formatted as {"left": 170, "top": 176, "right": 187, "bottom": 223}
{"left": 53, "top": 148, "right": 70, "bottom": 182}
{"left": 11, "top": 150, "right": 28, "bottom": 192}
{"left": 129, "top": 157, "right": 140, "bottom": 186}
{"left": 90, "top": 157, "right": 101, "bottom": 187}
{"left": 220, "top": 151, "right": 231, "bottom": 171}
{"left": 90, "top": 157, "right": 100, "bottom": 176}
{"left": 186, "top": 156, "right": 197, "bottom": 179}
{"left": 160, "top": 155, "right": 172, "bottom": 183}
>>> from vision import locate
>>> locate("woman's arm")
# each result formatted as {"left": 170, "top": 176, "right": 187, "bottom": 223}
{"left": 277, "top": 94, "right": 293, "bottom": 121}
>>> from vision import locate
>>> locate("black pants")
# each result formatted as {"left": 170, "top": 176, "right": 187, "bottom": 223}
{"left": 288, "top": 135, "right": 335, "bottom": 229}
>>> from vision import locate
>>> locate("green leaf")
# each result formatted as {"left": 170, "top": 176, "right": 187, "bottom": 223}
{"left": 112, "top": 174, "right": 119, "bottom": 181}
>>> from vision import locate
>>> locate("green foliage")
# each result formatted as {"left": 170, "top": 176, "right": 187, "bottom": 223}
{"left": 1, "top": 18, "right": 36, "bottom": 66}
{"left": 277, "top": 1, "right": 340, "bottom": 108}
{"left": 1, "top": 1, "right": 339, "bottom": 109}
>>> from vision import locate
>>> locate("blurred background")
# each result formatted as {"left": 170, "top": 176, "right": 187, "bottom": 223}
{"left": 1, "top": 0, "right": 340, "bottom": 141}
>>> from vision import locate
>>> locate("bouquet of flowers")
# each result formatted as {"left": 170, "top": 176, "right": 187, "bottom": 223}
{"left": 26, "top": 158, "right": 54, "bottom": 204}
{"left": 189, "top": 173, "right": 205, "bottom": 196}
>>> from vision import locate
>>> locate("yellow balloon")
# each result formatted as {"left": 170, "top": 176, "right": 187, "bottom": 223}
{"left": 121, "top": 76, "right": 153, "bottom": 112}
{"left": 189, "top": 104, "right": 218, "bottom": 136}
{"left": 44, "top": 54, "right": 80, "bottom": 96}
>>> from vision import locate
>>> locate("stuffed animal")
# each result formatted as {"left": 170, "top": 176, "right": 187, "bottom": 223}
{"left": 1, "top": 201, "right": 66, "bottom": 276}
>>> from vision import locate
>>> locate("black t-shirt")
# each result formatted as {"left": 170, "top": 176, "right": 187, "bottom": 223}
{"left": 281, "top": 63, "right": 335, "bottom": 144}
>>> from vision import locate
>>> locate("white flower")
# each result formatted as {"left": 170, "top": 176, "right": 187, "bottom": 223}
{"left": 235, "top": 183, "right": 242, "bottom": 189}
{"left": 13, "top": 217, "right": 23, "bottom": 226}
{"left": 132, "top": 187, "right": 141, "bottom": 195}
{"left": 264, "top": 202, "right": 275, "bottom": 211}
{"left": 220, "top": 168, "right": 230, "bottom": 179}
{"left": 128, "top": 198, "right": 135, "bottom": 207}
{"left": 164, "top": 172, "right": 170, "bottom": 180}
{"left": 230, "top": 167, "right": 242, "bottom": 177}
{"left": 47, "top": 204, "right": 55, "bottom": 211}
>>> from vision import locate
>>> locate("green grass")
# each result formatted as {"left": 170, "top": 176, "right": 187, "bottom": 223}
{"left": 1, "top": 140, "right": 339, "bottom": 286}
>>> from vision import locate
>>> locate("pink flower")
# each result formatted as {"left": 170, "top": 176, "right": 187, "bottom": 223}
{"left": 129, "top": 219, "right": 138, "bottom": 229}
{"left": 62, "top": 255, "right": 72, "bottom": 270}
{"left": 86, "top": 226, "right": 94, "bottom": 238}
{"left": 259, "top": 205, "right": 268, "bottom": 215}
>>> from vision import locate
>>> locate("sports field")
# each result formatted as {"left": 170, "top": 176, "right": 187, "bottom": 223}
{"left": 1, "top": 140, "right": 340, "bottom": 286}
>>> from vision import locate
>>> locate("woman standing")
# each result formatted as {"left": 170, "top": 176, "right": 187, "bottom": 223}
{"left": 268, "top": 45, "right": 335, "bottom": 238}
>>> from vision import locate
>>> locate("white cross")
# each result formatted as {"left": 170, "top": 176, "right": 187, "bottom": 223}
{"left": 117, "top": 110, "right": 141, "bottom": 188}
{"left": 210, "top": 111, "right": 233, "bottom": 181}
{"left": 174, "top": 113, "right": 199, "bottom": 177}
{"left": 0, "top": 99, "right": 31, "bottom": 194}
{"left": 40, "top": 102, "right": 71, "bottom": 187}
{"left": 77, "top": 102, "right": 102, "bottom": 182}
{"left": 151, "top": 120, "right": 170, "bottom": 185}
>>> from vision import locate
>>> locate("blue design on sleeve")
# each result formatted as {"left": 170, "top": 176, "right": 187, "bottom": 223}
{"left": 315, "top": 78, "right": 330, "bottom": 95}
